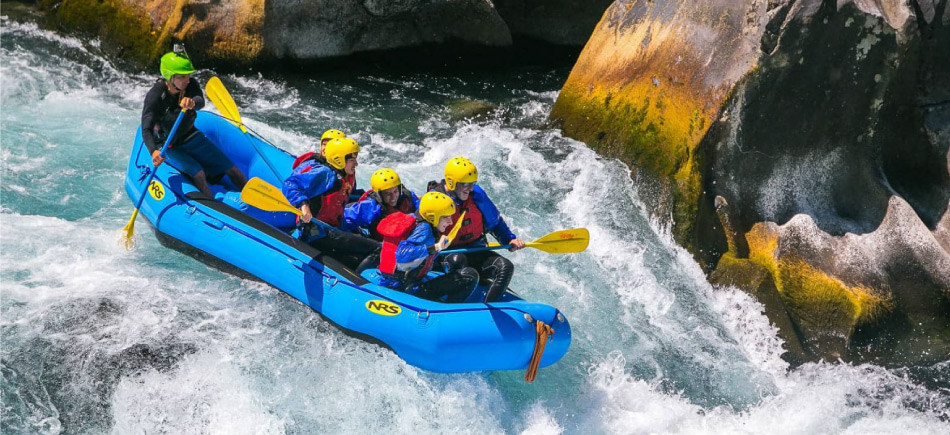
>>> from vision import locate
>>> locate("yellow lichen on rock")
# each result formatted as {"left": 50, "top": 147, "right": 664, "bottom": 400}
{"left": 551, "top": 7, "right": 730, "bottom": 250}
{"left": 42, "top": 0, "right": 266, "bottom": 67}
{"left": 553, "top": 69, "right": 709, "bottom": 248}
{"left": 41, "top": 0, "right": 161, "bottom": 66}
{"left": 147, "top": 0, "right": 188, "bottom": 61}
{"left": 743, "top": 222, "right": 893, "bottom": 348}
{"left": 206, "top": 0, "right": 264, "bottom": 62}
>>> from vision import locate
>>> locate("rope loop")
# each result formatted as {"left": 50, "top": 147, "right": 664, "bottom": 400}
{"left": 525, "top": 320, "right": 554, "bottom": 383}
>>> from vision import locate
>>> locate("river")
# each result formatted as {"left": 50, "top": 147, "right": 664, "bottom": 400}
{"left": 1, "top": 17, "right": 948, "bottom": 434}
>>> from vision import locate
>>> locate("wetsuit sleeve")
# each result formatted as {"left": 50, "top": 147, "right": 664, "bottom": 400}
{"left": 340, "top": 199, "right": 382, "bottom": 232}
{"left": 141, "top": 81, "right": 164, "bottom": 153}
{"left": 185, "top": 78, "right": 205, "bottom": 110}
{"left": 472, "top": 186, "right": 517, "bottom": 244}
{"left": 282, "top": 164, "right": 338, "bottom": 208}
{"left": 395, "top": 224, "right": 434, "bottom": 266}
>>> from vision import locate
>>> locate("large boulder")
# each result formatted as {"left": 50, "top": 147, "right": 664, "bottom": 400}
{"left": 550, "top": 0, "right": 765, "bottom": 254}
{"left": 551, "top": 0, "right": 950, "bottom": 366}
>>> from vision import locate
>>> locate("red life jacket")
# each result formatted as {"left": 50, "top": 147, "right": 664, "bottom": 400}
{"left": 315, "top": 173, "right": 353, "bottom": 226}
{"left": 292, "top": 151, "right": 317, "bottom": 169}
{"left": 292, "top": 152, "right": 352, "bottom": 227}
{"left": 428, "top": 181, "right": 485, "bottom": 247}
{"left": 445, "top": 195, "right": 484, "bottom": 247}
{"left": 358, "top": 187, "right": 416, "bottom": 240}
{"left": 377, "top": 212, "right": 434, "bottom": 279}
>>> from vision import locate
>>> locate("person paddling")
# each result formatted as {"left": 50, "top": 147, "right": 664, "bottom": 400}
{"left": 375, "top": 192, "right": 479, "bottom": 303}
{"left": 429, "top": 157, "right": 525, "bottom": 303}
{"left": 341, "top": 168, "right": 420, "bottom": 239}
{"left": 282, "top": 137, "right": 378, "bottom": 266}
{"left": 141, "top": 49, "right": 246, "bottom": 197}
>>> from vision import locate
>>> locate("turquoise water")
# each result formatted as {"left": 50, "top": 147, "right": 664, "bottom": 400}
{"left": 2, "top": 17, "right": 949, "bottom": 434}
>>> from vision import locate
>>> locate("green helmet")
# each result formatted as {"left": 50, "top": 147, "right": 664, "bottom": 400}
{"left": 160, "top": 52, "right": 195, "bottom": 81}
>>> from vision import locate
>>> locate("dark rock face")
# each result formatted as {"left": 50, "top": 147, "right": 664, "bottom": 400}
{"left": 33, "top": 0, "right": 613, "bottom": 67}
{"left": 494, "top": 0, "right": 616, "bottom": 45}
{"left": 552, "top": 0, "right": 950, "bottom": 367}
{"left": 263, "top": 0, "right": 512, "bottom": 60}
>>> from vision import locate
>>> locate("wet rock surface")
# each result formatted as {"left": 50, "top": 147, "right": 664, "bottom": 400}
{"left": 552, "top": 0, "right": 950, "bottom": 367}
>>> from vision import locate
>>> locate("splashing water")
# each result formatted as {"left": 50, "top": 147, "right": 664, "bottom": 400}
{"left": 2, "top": 17, "right": 948, "bottom": 435}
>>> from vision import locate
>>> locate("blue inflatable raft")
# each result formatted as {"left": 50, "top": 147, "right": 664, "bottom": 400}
{"left": 124, "top": 112, "right": 571, "bottom": 373}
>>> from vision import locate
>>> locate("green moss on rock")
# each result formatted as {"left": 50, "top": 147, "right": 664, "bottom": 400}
{"left": 40, "top": 0, "right": 163, "bottom": 67}
{"left": 742, "top": 223, "right": 894, "bottom": 360}
{"left": 551, "top": 80, "right": 706, "bottom": 250}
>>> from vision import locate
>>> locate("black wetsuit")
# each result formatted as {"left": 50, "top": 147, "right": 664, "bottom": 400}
{"left": 141, "top": 78, "right": 205, "bottom": 153}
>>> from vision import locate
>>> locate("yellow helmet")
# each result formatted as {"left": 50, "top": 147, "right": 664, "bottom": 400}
{"left": 321, "top": 129, "right": 345, "bottom": 142}
{"left": 324, "top": 138, "right": 360, "bottom": 170}
{"left": 370, "top": 168, "right": 402, "bottom": 192}
{"left": 444, "top": 156, "right": 478, "bottom": 191}
{"left": 418, "top": 192, "right": 456, "bottom": 226}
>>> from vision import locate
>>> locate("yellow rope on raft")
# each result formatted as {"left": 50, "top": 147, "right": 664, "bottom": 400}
{"left": 525, "top": 320, "right": 554, "bottom": 383}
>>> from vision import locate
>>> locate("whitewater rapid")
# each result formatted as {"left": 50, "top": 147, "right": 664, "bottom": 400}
{"left": 1, "top": 17, "right": 948, "bottom": 434}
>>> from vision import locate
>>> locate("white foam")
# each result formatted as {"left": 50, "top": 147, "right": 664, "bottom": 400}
{"left": 518, "top": 401, "right": 564, "bottom": 435}
{"left": 111, "top": 352, "right": 286, "bottom": 434}
{"left": 2, "top": 25, "right": 948, "bottom": 434}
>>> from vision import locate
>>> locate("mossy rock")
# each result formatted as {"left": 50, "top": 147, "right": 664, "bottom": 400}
{"left": 39, "top": 0, "right": 163, "bottom": 67}
{"left": 36, "top": 0, "right": 265, "bottom": 69}
{"left": 446, "top": 99, "right": 498, "bottom": 123}
{"left": 551, "top": 81, "right": 705, "bottom": 252}
{"left": 737, "top": 222, "right": 894, "bottom": 362}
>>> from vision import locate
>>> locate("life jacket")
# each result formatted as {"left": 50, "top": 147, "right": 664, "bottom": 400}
{"left": 358, "top": 186, "right": 417, "bottom": 240}
{"left": 292, "top": 152, "right": 351, "bottom": 226}
{"left": 377, "top": 213, "right": 435, "bottom": 280}
{"left": 428, "top": 181, "right": 484, "bottom": 247}
{"left": 446, "top": 195, "right": 484, "bottom": 247}
{"left": 358, "top": 186, "right": 416, "bottom": 214}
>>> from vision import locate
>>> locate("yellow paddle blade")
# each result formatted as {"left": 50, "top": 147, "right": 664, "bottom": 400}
{"left": 205, "top": 76, "right": 248, "bottom": 133}
{"left": 120, "top": 208, "right": 140, "bottom": 249}
{"left": 526, "top": 228, "right": 589, "bottom": 254}
{"left": 446, "top": 211, "right": 466, "bottom": 244}
{"left": 240, "top": 177, "right": 301, "bottom": 215}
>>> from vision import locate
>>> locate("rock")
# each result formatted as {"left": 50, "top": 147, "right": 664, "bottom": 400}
{"left": 32, "top": 0, "right": 615, "bottom": 66}
{"left": 445, "top": 99, "right": 498, "bottom": 123}
{"left": 494, "top": 0, "right": 616, "bottom": 45}
{"left": 552, "top": 0, "right": 950, "bottom": 366}
{"left": 263, "top": 0, "right": 512, "bottom": 60}
{"left": 550, "top": 0, "right": 765, "bottom": 255}
{"left": 37, "top": 0, "right": 265, "bottom": 66}
{"left": 716, "top": 197, "right": 950, "bottom": 365}
{"left": 38, "top": 0, "right": 164, "bottom": 66}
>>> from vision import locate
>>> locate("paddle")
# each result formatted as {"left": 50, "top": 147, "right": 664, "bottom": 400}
{"left": 241, "top": 177, "right": 305, "bottom": 216}
{"left": 444, "top": 211, "right": 466, "bottom": 245}
{"left": 121, "top": 109, "right": 187, "bottom": 249}
{"left": 239, "top": 177, "right": 337, "bottom": 229}
{"left": 439, "top": 228, "right": 589, "bottom": 255}
{"left": 205, "top": 76, "right": 282, "bottom": 180}
{"left": 242, "top": 177, "right": 467, "bottom": 245}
